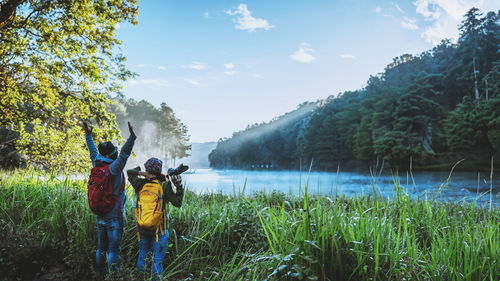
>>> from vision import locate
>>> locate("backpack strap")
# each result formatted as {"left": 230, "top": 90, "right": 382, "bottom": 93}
{"left": 156, "top": 179, "right": 167, "bottom": 241}
{"left": 137, "top": 222, "right": 141, "bottom": 241}
{"left": 163, "top": 208, "right": 167, "bottom": 238}
{"left": 161, "top": 179, "right": 169, "bottom": 211}
{"left": 160, "top": 181, "right": 168, "bottom": 238}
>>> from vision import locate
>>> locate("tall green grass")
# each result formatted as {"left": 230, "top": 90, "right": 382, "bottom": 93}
{"left": 0, "top": 169, "right": 498, "bottom": 280}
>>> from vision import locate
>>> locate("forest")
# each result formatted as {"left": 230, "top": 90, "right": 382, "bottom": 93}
{"left": 209, "top": 8, "right": 500, "bottom": 171}
{"left": 0, "top": 0, "right": 190, "bottom": 172}
{"left": 107, "top": 94, "right": 191, "bottom": 168}
{"left": 0, "top": 92, "right": 190, "bottom": 172}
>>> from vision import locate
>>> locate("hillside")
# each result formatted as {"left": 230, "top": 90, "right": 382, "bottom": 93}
{"left": 209, "top": 8, "right": 500, "bottom": 171}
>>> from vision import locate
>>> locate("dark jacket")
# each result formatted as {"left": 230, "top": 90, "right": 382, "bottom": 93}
{"left": 127, "top": 166, "right": 184, "bottom": 230}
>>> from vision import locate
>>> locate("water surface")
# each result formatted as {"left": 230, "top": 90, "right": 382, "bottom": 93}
{"left": 182, "top": 169, "right": 499, "bottom": 207}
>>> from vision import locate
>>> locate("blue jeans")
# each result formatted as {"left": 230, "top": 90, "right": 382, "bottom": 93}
{"left": 136, "top": 227, "right": 169, "bottom": 280}
{"left": 96, "top": 217, "right": 123, "bottom": 276}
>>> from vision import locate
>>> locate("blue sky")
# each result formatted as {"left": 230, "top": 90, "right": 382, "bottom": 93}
{"left": 117, "top": 0, "right": 500, "bottom": 142}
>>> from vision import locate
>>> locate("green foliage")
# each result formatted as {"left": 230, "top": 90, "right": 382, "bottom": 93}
{"left": 303, "top": 91, "right": 364, "bottom": 169}
{"left": 353, "top": 116, "right": 373, "bottom": 160}
{"left": 209, "top": 102, "right": 316, "bottom": 169}
{"left": 0, "top": 0, "right": 138, "bottom": 172}
{"left": 443, "top": 96, "right": 497, "bottom": 157}
{"left": 485, "top": 96, "right": 500, "bottom": 150}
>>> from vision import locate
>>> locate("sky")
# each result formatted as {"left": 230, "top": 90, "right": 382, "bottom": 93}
{"left": 116, "top": 0, "right": 500, "bottom": 143}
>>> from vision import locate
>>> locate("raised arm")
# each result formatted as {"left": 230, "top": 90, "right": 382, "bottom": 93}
{"left": 83, "top": 122, "right": 98, "bottom": 163}
{"left": 109, "top": 122, "right": 136, "bottom": 175}
{"left": 127, "top": 166, "right": 144, "bottom": 192}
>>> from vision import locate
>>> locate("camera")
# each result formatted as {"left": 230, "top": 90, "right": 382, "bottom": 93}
{"left": 167, "top": 163, "right": 189, "bottom": 176}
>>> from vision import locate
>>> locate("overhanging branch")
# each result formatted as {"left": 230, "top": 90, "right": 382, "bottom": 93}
{"left": 0, "top": 0, "right": 26, "bottom": 30}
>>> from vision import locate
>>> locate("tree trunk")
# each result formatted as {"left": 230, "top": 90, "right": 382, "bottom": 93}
{"left": 473, "top": 57, "right": 480, "bottom": 100}
{"left": 0, "top": 0, "right": 25, "bottom": 30}
{"left": 485, "top": 79, "right": 489, "bottom": 100}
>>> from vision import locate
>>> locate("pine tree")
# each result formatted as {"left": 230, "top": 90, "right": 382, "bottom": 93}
{"left": 457, "top": 7, "right": 485, "bottom": 100}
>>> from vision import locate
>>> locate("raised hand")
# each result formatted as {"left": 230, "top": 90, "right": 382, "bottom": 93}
{"left": 128, "top": 121, "right": 136, "bottom": 138}
{"left": 139, "top": 171, "right": 154, "bottom": 180}
{"left": 171, "top": 175, "right": 182, "bottom": 188}
{"left": 82, "top": 121, "right": 92, "bottom": 135}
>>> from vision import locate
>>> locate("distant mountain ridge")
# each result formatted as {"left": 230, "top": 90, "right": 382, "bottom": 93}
{"left": 179, "top": 142, "right": 216, "bottom": 168}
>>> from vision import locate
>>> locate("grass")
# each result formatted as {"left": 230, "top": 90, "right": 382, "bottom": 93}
{"left": 0, "top": 169, "right": 499, "bottom": 280}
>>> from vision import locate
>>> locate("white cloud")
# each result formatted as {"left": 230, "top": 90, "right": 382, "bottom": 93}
{"left": 185, "top": 79, "right": 200, "bottom": 86}
{"left": 394, "top": 3, "right": 405, "bottom": 13}
{"left": 226, "top": 4, "right": 275, "bottom": 32}
{"left": 204, "top": 12, "right": 209, "bottom": 18}
{"left": 224, "top": 63, "right": 235, "bottom": 69}
{"left": 182, "top": 61, "right": 206, "bottom": 70}
{"left": 413, "top": 0, "right": 500, "bottom": 45}
{"left": 375, "top": 6, "right": 382, "bottom": 13}
{"left": 224, "top": 71, "right": 237, "bottom": 76}
{"left": 157, "top": 66, "right": 166, "bottom": 70}
{"left": 291, "top": 43, "right": 316, "bottom": 63}
{"left": 136, "top": 64, "right": 147, "bottom": 68}
{"left": 401, "top": 17, "right": 419, "bottom": 30}
{"left": 253, "top": 74, "right": 262, "bottom": 78}
{"left": 340, "top": 54, "right": 356, "bottom": 59}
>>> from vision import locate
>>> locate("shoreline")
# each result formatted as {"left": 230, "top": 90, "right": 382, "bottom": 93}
{"left": 1, "top": 170, "right": 498, "bottom": 280}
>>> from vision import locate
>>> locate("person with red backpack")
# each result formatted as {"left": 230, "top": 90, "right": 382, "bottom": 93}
{"left": 83, "top": 121, "right": 136, "bottom": 277}
{"left": 127, "top": 157, "right": 185, "bottom": 280}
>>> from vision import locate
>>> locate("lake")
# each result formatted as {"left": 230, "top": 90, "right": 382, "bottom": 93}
{"left": 182, "top": 168, "right": 499, "bottom": 207}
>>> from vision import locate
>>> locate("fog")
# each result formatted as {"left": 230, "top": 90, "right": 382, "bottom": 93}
{"left": 111, "top": 120, "right": 188, "bottom": 174}
{"left": 177, "top": 142, "right": 216, "bottom": 169}
{"left": 119, "top": 139, "right": 215, "bottom": 173}
{"left": 218, "top": 102, "right": 316, "bottom": 151}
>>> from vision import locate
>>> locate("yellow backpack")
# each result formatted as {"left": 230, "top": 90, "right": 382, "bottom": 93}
{"left": 135, "top": 180, "right": 167, "bottom": 241}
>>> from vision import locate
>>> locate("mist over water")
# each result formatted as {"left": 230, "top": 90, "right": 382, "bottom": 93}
{"left": 111, "top": 131, "right": 499, "bottom": 208}
{"left": 122, "top": 141, "right": 215, "bottom": 175}
{"left": 123, "top": 120, "right": 163, "bottom": 171}
{"left": 182, "top": 169, "right": 499, "bottom": 207}
{"left": 177, "top": 142, "right": 216, "bottom": 169}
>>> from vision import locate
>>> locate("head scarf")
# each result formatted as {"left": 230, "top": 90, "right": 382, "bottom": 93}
{"left": 98, "top": 141, "right": 117, "bottom": 159}
{"left": 144, "top": 157, "right": 163, "bottom": 175}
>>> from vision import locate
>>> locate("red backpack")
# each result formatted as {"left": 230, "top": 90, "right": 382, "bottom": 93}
{"left": 87, "top": 162, "right": 124, "bottom": 216}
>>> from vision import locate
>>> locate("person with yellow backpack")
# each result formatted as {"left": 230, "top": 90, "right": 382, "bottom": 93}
{"left": 126, "top": 157, "right": 185, "bottom": 280}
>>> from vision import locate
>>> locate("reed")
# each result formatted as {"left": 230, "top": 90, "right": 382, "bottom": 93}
{"left": 0, "top": 169, "right": 498, "bottom": 280}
